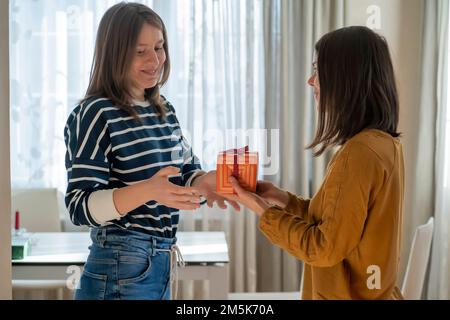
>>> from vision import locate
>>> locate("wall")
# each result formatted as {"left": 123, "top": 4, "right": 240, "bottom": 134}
{"left": 345, "top": 0, "right": 426, "bottom": 287}
{"left": 0, "top": 0, "right": 12, "bottom": 300}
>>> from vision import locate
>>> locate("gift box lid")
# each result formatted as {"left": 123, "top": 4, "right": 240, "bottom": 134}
{"left": 217, "top": 146, "right": 258, "bottom": 165}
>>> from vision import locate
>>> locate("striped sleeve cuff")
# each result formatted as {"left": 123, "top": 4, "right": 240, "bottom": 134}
{"left": 87, "top": 189, "right": 123, "bottom": 224}
{"left": 185, "top": 170, "right": 206, "bottom": 187}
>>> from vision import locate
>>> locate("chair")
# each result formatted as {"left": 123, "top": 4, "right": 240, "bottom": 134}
{"left": 11, "top": 188, "right": 68, "bottom": 299}
{"left": 401, "top": 217, "right": 434, "bottom": 300}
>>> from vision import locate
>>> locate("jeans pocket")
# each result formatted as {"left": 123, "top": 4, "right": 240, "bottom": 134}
{"left": 75, "top": 253, "right": 113, "bottom": 300}
{"left": 118, "top": 252, "right": 153, "bottom": 285}
{"left": 75, "top": 269, "right": 107, "bottom": 300}
{"left": 118, "top": 252, "right": 171, "bottom": 300}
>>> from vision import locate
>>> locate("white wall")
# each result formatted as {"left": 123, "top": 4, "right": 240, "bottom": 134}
{"left": 345, "top": 0, "right": 425, "bottom": 287}
{"left": 0, "top": 0, "right": 12, "bottom": 300}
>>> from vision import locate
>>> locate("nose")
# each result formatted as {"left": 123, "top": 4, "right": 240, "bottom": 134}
{"left": 307, "top": 73, "right": 316, "bottom": 87}
{"left": 146, "top": 50, "right": 160, "bottom": 67}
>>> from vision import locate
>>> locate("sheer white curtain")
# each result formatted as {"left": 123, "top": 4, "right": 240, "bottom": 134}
{"left": 427, "top": 0, "right": 450, "bottom": 300}
{"left": 10, "top": 0, "right": 265, "bottom": 299}
{"left": 10, "top": 0, "right": 131, "bottom": 191}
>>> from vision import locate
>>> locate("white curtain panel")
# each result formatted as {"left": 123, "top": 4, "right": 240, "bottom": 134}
{"left": 427, "top": 0, "right": 450, "bottom": 300}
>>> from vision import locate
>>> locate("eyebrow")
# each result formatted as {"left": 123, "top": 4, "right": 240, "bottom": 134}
{"left": 137, "top": 40, "right": 164, "bottom": 47}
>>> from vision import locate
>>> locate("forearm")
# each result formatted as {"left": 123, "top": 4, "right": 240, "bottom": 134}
{"left": 259, "top": 207, "right": 335, "bottom": 267}
{"left": 259, "top": 208, "right": 309, "bottom": 257}
{"left": 112, "top": 180, "right": 153, "bottom": 215}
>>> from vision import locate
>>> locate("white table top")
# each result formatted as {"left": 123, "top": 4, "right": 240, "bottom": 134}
{"left": 12, "top": 232, "right": 229, "bottom": 266}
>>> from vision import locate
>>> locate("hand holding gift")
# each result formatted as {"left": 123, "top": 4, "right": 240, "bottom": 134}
{"left": 191, "top": 170, "right": 241, "bottom": 211}
{"left": 222, "top": 179, "right": 291, "bottom": 215}
{"left": 225, "top": 177, "right": 270, "bottom": 216}
{"left": 255, "top": 181, "right": 290, "bottom": 208}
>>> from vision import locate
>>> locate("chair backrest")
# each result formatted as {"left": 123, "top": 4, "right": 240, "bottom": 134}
{"left": 11, "top": 188, "right": 62, "bottom": 232}
{"left": 401, "top": 217, "right": 434, "bottom": 300}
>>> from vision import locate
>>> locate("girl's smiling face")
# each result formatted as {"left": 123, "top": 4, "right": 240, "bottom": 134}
{"left": 129, "top": 23, "right": 166, "bottom": 100}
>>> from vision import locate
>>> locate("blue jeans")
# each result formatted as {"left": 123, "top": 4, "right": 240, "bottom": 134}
{"left": 75, "top": 225, "right": 176, "bottom": 300}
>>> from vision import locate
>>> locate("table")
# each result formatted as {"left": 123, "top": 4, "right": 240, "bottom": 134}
{"left": 12, "top": 232, "right": 229, "bottom": 300}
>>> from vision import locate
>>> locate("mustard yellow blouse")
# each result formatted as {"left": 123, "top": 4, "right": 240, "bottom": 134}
{"left": 259, "top": 129, "right": 404, "bottom": 299}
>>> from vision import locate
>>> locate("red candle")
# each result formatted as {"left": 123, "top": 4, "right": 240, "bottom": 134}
{"left": 15, "top": 210, "right": 20, "bottom": 231}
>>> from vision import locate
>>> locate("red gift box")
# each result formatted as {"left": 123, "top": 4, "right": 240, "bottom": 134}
{"left": 216, "top": 146, "right": 258, "bottom": 194}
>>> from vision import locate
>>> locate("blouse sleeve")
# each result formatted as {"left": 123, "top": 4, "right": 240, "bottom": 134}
{"left": 64, "top": 100, "right": 121, "bottom": 227}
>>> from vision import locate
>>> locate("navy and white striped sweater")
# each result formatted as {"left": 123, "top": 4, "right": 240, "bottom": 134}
{"left": 64, "top": 96, "right": 202, "bottom": 238}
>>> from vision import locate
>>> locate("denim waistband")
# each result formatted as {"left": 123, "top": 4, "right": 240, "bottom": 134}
{"left": 90, "top": 225, "right": 177, "bottom": 254}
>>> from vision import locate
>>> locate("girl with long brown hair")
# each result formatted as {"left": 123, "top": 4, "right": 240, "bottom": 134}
{"left": 64, "top": 2, "right": 237, "bottom": 300}
{"left": 228, "top": 26, "right": 405, "bottom": 300}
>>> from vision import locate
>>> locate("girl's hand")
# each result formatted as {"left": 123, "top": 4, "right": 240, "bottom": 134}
{"left": 192, "top": 171, "right": 241, "bottom": 211}
{"left": 226, "top": 177, "right": 271, "bottom": 216}
{"left": 256, "top": 181, "right": 290, "bottom": 209}
{"left": 147, "top": 166, "right": 202, "bottom": 211}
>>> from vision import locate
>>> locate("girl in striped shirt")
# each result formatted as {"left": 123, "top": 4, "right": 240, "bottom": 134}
{"left": 64, "top": 2, "right": 239, "bottom": 300}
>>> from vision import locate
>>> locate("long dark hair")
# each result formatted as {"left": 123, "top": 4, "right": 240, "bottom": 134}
{"left": 308, "top": 26, "right": 400, "bottom": 156}
{"left": 81, "top": 2, "right": 171, "bottom": 117}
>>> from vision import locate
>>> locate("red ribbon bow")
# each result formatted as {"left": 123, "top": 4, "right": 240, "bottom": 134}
{"left": 223, "top": 146, "right": 250, "bottom": 178}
